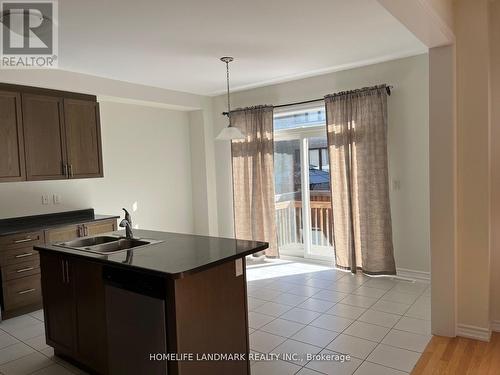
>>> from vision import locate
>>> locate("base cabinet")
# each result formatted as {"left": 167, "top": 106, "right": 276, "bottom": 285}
{"left": 40, "top": 253, "right": 76, "bottom": 353}
{"left": 41, "top": 253, "right": 108, "bottom": 374}
{"left": 74, "top": 259, "right": 108, "bottom": 373}
{"left": 0, "top": 218, "right": 116, "bottom": 319}
{"left": 39, "top": 253, "right": 250, "bottom": 375}
{"left": 0, "top": 231, "right": 43, "bottom": 318}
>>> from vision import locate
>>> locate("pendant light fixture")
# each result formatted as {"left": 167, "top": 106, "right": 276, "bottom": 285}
{"left": 216, "top": 57, "right": 245, "bottom": 141}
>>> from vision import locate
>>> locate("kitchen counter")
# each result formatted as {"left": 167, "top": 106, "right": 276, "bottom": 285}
{"left": 0, "top": 209, "right": 119, "bottom": 236}
{"left": 35, "top": 229, "right": 268, "bottom": 278}
{"left": 36, "top": 230, "right": 268, "bottom": 375}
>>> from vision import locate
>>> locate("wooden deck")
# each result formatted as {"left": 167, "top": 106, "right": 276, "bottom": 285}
{"left": 412, "top": 333, "right": 500, "bottom": 374}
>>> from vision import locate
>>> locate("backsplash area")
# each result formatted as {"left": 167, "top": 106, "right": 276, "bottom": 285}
{"left": 0, "top": 179, "right": 94, "bottom": 219}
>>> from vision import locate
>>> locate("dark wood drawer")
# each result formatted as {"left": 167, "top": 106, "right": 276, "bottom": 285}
{"left": 0, "top": 246, "right": 39, "bottom": 266}
{"left": 3, "top": 274, "right": 41, "bottom": 311}
{"left": 2, "top": 258, "right": 40, "bottom": 281}
{"left": 0, "top": 231, "right": 43, "bottom": 250}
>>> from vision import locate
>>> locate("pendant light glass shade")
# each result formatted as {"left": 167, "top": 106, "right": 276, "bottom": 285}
{"left": 216, "top": 56, "right": 245, "bottom": 141}
{"left": 216, "top": 125, "right": 244, "bottom": 141}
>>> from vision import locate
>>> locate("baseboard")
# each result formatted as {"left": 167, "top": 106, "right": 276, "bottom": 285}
{"left": 457, "top": 323, "right": 491, "bottom": 342}
{"left": 396, "top": 267, "right": 431, "bottom": 282}
{"left": 491, "top": 320, "right": 500, "bottom": 333}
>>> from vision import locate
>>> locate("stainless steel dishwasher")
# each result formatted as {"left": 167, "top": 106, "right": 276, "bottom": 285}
{"left": 104, "top": 266, "right": 168, "bottom": 375}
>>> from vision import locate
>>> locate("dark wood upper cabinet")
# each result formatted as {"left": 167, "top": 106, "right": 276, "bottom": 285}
{"left": 64, "top": 99, "right": 103, "bottom": 178}
{"left": 22, "top": 93, "right": 67, "bottom": 180}
{"left": 0, "top": 91, "right": 25, "bottom": 182}
{"left": 0, "top": 83, "right": 103, "bottom": 183}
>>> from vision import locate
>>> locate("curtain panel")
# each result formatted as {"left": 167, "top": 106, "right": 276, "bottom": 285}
{"left": 325, "top": 85, "right": 396, "bottom": 274}
{"left": 231, "top": 105, "right": 278, "bottom": 257}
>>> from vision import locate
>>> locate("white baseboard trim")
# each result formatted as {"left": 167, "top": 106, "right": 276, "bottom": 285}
{"left": 457, "top": 323, "right": 491, "bottom": 342}
{"left": 491, "top": 320, "right": 500, "bottom": 332}
{"left": 396, "top": 267, "right": 431, "bottom": 282}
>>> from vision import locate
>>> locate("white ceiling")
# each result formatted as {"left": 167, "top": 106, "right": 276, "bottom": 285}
{"left": 58, "top": 0, "right": 426, "bottom": 96}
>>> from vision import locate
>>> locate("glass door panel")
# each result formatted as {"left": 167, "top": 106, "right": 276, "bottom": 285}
{"left": 306, "top": 136, "right": 334, "bottom": 260}
{"left": 274, "top": 139, "right": 304, "bottom": 257}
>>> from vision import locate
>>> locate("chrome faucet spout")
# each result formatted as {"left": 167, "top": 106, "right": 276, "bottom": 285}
{"left": 119, "top": 208, "right": 134, "bottom": 239}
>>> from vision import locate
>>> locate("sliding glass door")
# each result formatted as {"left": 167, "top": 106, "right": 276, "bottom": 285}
{"left": 274, "top": 107, "right": 334, "bottom": 261}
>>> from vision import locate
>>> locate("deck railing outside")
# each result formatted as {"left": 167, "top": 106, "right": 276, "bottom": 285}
{"left": 275, "top": 191, "right": 333, "bottom": 249}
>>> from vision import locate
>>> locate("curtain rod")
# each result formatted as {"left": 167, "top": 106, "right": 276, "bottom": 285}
{"left": 222, "top": 84, "right": 393, "bottom": 116}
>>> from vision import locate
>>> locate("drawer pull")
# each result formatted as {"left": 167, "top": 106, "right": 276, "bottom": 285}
{"left": 18, "top": 288, "right": 36, "bottom": 295}
{"left": 13, "top": 237, "right": 35, "bottom": 244}
{"left": 15, "top": 253, "right": 34, "bottom": 258}
{"left": 16, "top": 267, "right": 35, "bottom": 273}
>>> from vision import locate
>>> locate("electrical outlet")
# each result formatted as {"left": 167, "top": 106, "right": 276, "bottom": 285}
{"left": 53, "top": 194, "right": 61, "bottom": 204}
{"left": 42, "top": 194, "right": 50, "bottom": 205}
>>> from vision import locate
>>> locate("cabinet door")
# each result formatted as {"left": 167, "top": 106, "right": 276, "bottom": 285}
{"left": 64, "top": 99, "right": 103, "bottom": 178}
{"left": 40, "top": 253, "right": 76, "bottom": 353}
{"left": 74, "top": 259, "right": 108, "bottom": 373}
{"left": 22, "top": 94, "right": 67, "bottom": 180}
{"left": 44, "top": 225, "right": 81, "bottom": 244}
{"left": 85, "top": 219, "right": 117, "bottom": 237}
{"left": 0, "top": 91, "right": 25, "bottom": 182}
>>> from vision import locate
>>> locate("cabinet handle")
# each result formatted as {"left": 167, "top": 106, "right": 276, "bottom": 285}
{"left": 69, "top": 164, "right": 74, "bottom": 177}
{"left": 65, "top": 260, "right": 70, "bottom": 283}
{"left": 84, "top": 226, "right": 88, "bottom": 236}
{"left": 15, "top": 252, "right": 34, "bottom": 258}
{"left": 63, "top": 164, "right": 69, "bottom": 176}
{"left": 18, "top": 288, "right": 36, "bottom": 295}
{"left": 13, "top": 237, "right": 35, "bottom": 244}
{"left": 16, "top": 267, "right": 35, "bottom": 273}
{"left": 61, "top": 260, "right": 66, "bottom": 283}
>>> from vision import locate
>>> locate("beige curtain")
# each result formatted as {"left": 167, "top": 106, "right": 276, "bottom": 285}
{"left": 325, "top": 85, "right": 395, "bottom": 274}
{"left": 231, "top": 106, "right": 278, "bottom": 257}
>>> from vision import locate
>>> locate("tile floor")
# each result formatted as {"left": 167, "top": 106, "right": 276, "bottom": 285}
{"left": 0, "top": 310, "right": 84, "bottom": 375}
{"left": 0, "top": 259, "right": 431, "bottom": 375}
{"left": 247, "top": 259, "right": 431, "bottom": 375}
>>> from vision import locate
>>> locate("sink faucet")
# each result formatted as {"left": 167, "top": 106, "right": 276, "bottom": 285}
{"left": 119, "top": 208, "right": 134, "bottom": 239}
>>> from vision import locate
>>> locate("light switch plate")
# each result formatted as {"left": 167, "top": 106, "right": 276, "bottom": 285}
{"left": 392, "top": 179, "right": 401, "bottom": 191}
{"left": 41, "top": 195, "right": 50, "bottom": 205}
{"left": 235, "top": 259, "right": 243, "bottom": 277}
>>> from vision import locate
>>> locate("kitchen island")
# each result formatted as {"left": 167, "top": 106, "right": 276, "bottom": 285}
{"left": 35, "top": 229, "right": 268, "bottom": 375}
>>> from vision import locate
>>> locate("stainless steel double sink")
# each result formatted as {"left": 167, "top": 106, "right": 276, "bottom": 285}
{"left": 55, "top": 235, "right": 162, "bottom": 255}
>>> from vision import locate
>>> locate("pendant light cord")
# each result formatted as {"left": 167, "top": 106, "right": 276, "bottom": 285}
{"left": 226, "top": 60, "right": 232, "bottom": 126}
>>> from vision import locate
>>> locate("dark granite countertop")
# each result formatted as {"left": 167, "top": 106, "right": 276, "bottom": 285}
{"left": 34, "top": 229, "right": 268, "bottom": 279}
{"left": 0, "top": 209, "right": 119, "bottom": 237}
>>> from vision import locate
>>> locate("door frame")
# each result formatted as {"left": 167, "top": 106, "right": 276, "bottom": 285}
{"left": 275, "top": 124, "right": 334, "bottom": 262}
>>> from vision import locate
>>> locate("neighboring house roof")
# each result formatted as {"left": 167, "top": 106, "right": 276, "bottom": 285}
{"left": 309, "top": 167, "right": 330, "bottom": 185}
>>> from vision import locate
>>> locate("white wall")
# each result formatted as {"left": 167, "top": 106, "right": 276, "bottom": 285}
{"left": 0, "top": 101, "right": 194, "bottom": 234}
{"left": 188, "top": 106, "right": 219, "bottom": 236}
{"left": 429, "top": 45, "right": 456, "bottom": 336}
{"left": 211, "top": 54, "right": 430, "bottom": 273}
{"left": 89, "top": 101, "right": 194, "bottom": 233}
